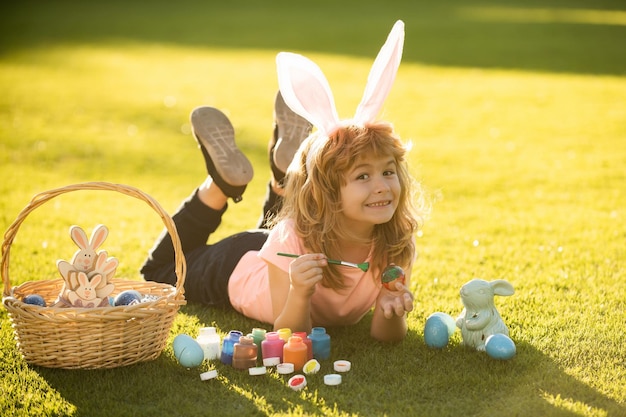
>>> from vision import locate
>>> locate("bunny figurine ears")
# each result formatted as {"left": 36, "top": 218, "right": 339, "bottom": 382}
{"left": 276, "top": 20, "right": 405, "bottom": 139}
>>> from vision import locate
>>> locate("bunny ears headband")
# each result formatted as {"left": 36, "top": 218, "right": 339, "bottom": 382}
{"left": 276, "top": 20, "right": 405, "bottom": 169}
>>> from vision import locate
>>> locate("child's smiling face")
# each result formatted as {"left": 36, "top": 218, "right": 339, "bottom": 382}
{"left": 339, "top": 154, "right": 401, "bottom": 234}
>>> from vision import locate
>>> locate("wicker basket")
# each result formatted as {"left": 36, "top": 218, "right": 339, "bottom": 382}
{"left": 2, "top": 182, "right": 186, "bottom": 369}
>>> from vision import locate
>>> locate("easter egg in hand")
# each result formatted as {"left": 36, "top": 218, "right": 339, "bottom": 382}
{"left": 23, "top": 294, "right": 46, "bottom": 307}
{"left": 485, "top": 334, "right": 516, "bottom": 360}
{"left": 381, "top": 264, "right": 405, "bottom": 290}
{"left": 424, "top": 315, "right": 450, "bottom": 349}
{"left": 113, "top": 290, "right": 142, "bottom": 306}
{"left": 173, "top": 334, "right": 204, "bottom": 368}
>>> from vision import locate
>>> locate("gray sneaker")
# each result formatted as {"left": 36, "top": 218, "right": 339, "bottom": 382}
{"left": 191, "top": 106, "right": 254, "bottom": 202}
{"left": 271, "top": 91, "right": 313, "bottom": 180}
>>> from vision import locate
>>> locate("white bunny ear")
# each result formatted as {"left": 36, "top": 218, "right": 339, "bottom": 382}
{"left": 491, "top": 280, "right": 515, "bottom": 297}
{"left": 354, "top": 20, "right": 405, "bottom": 125}
{"left": 276, "top": 52, "right": 340, "bottom": 136}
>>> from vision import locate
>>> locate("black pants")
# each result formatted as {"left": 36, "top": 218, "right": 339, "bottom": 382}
{"left": 140, "top": 182, "right": 282, "bottom": 307}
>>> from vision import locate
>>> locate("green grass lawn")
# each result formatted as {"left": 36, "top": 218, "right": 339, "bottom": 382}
{"left": 1, "top": 0, "right": 625, "bottom": 416}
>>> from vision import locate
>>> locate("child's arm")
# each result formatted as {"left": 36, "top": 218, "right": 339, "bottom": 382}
{"left": 268, "top": 254, "right": 327, "bottom": 333}
{"left": 370, "top": 271, "right": 414, "bottom": 342}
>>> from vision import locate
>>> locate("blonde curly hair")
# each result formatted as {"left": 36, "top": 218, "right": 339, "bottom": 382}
{"left": 274, "top": 121, "right": 427, "bottom": 290}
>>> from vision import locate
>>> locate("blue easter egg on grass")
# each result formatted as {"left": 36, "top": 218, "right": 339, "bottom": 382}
{"left": 173, "top": 334, "right": 204, "bottom": 368}
{"left": 485, "top": 334, "right": 516, "bottom": 360}
{"left": 427, "top": 312, "right": 456, "bottom": 337}
{"left": 113, "top": 290, "right": 142, "bottom": 306}
{"left": 23, "top": 294, "right": 46, "bottom": 307}
{"left": 424, "top": 316, "right": 450, "bottom": 349}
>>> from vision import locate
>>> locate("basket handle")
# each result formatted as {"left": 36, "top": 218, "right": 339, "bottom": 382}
{"left": 2, "top": 182, "right": 186, "bottom": 297}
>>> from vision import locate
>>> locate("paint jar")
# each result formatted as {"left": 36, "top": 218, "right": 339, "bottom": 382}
{"left": 293, "top": 331, "right": 313, "bottom": 361}
{"left": 277, "top": 328, "right": 292, "bottom": 342}
{"left": 261, "top": 331, "right": 285, "bottom": 363}
{"left": 220, "top": 330, "right": 243, "bottom": 365}
{"left": 196, "top": 327, "right": 221, "bottom": 361}
{"left": 251, "top": 328, "right": 267, "bottom": 361}
{"left": 283, "top": 336, "right": 308, "bottom": 372}
{"left": 232, "top": 335, "right": 258, "bottom": 370}
{"left": 308, "top": 327, "right": 331, "bottom": 360}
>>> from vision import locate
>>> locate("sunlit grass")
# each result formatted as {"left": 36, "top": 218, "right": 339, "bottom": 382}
{"left": 458, "top": 7, "right": 626, "bottom": 26}
{"left": 1, "top": 2, "right": 625, "bottom": 415}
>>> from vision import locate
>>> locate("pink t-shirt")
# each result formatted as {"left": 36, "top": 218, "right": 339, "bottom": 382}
{"left": 227, "top": 220, "right": 382, "bottom": 326}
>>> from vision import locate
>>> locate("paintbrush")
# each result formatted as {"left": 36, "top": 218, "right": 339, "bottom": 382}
{"left": 277, "top": 252, "right": 370, "bottom": 272}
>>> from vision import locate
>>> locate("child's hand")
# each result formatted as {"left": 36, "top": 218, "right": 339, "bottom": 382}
{"left": 288, "top": 253, "right": 327, "bottom": 298}
{"left": 377, "top": 281, "right": 414, "bottom": 319}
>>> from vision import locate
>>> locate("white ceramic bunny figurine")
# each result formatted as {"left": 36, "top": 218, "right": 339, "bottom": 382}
{"left": 456, "top": 279, "right": 515, "bottom": 351}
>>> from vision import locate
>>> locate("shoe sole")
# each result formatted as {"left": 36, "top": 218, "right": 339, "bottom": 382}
{"left": 191, "top": 106, "right": 254, "bottom": 186}
{"left": 273, "top": 91, "right": 313, "bottom": 173}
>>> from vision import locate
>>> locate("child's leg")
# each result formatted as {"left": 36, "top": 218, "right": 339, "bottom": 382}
{"left": 141, "top": 107, "right": 255, "bottom": 305}
{"left": 140, "top": 188, "right": 225, "bottom": 285}
{"left": 143, "top": 218, "right": 268, "bottom": 306}
{"left": 258, "top": 91, "right": 312, "bottom": 228}
{"left": 181, "top": 229, "right": 268, "bottom": 306}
